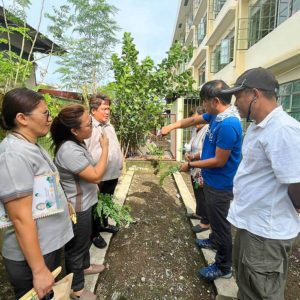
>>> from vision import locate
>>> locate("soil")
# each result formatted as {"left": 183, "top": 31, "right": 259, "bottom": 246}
{"left": 96, "top": 173, "right": 215, "bottom": 299}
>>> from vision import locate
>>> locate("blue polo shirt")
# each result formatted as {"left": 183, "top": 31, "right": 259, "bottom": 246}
{"left": 201, "top": 113, "right": 242, "bottom": 190}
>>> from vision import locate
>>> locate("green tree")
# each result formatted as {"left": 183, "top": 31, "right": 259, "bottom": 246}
{"left": 110, "top": 32, "right": 196, "bottom": 157}
{"left": 46, "top": 0, "right": 119, "bottom": 92}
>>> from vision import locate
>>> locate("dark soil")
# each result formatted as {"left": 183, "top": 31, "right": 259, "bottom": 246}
{"left": 96, "top": 173, "right": 215, "bottom": 299}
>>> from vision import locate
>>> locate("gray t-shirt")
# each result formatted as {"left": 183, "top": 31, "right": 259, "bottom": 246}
{"left": 54, "top": 141, "right": 98, "bottom": 212}
{"left": 0, "top": 134, "right": 74, "bottom": 261}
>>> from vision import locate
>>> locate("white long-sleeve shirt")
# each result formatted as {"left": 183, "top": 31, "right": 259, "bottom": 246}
{"left": 85, "top": 116, "right": 123, "bottom": 181}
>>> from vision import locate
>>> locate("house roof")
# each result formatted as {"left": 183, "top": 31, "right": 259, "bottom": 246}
{"left": 0, "top": 6, "right": 65, "bottom": 55}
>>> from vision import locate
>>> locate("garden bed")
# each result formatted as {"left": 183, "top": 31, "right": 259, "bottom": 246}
{"left": 96, "top": 173, "right": 215, "bottom": 299}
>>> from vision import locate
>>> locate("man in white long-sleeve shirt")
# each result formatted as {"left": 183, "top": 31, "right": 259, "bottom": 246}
{"left": 85, "top": 92, "right": 123, "bottom": 249}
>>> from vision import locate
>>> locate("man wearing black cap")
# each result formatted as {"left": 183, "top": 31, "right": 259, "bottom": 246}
{"left": 161, "top": 80, "right": 243, "bottom": 281}
{"left": 221, "top": 67, "right": 300, "bottom": 299}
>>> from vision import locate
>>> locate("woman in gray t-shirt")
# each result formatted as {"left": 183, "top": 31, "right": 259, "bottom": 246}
{"left": 0, "top": 88, "right": 74, "bottom": 299}
{"left": 51, "top": 104, "right": 109, "bottom": 300}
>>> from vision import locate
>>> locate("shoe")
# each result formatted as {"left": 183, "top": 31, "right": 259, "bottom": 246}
{"left": 99, "top": 224, "right": 119, "bottom": 234}
{"left": 192, "top": 224, "right": 209, "bottom": 233}
{"left": 195, "top": 238, "right": 216, "bottom": 250}
{"left": 70, "top": 288, "right": 96, "bottom": 300}
{"left": 199, "top": 263, "right": 232, "bottom": 281}
{"left": 84, "top": 264, "right": 105, "bottom": 275}
{"left": 93, "top": 235, "right": 107, "bottom": 249}
{"left": 186, "top": 213, "right": 201, "bottom": 220}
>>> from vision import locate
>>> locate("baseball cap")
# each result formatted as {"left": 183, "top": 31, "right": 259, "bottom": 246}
{"left": 221, "top": 67, "right": 279, "bottom": 94}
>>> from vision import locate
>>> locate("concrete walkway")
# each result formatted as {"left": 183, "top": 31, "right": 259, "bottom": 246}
{"left": 173, "top": 171, "right": 238, "bottom": 300}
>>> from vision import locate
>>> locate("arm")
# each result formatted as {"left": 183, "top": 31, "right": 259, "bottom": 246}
{"left": 288, "top": 183, "right": 300, "bottom": 212}
{"left": 160, "top": 115, "right": 207, "bottom": 135}
{"left": 180, "top": 147, "right": 232, "bottom": 172}
{"left": 78, "top": 130, "right": 109, "bottom": 184}
{"left": 5, "top": 196, "right": 54, "bottom": 299}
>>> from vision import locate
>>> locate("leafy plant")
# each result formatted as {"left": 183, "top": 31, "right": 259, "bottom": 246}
{"left": 93, "top": 193, "right": 133, "bottom": 227}
{"left": 158, "top": 165, "right": 181, "bottom": 187}
{"left": 0, "top": 0, "right": 59, "bottom": 92}
{"left": 110, "top": 33, "right": 197, "bottom": 157}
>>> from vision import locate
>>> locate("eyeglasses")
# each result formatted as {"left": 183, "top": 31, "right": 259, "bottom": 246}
{"left": 25, "top": 110, "right": 51, "bottom": 120}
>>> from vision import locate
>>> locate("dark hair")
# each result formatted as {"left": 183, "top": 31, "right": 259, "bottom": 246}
{"left": 89, "top": 92, "right": 111, "bottom": 112}
{"left": 50, "top": 104, "right": 85, "bottom": 155}
{"left": 0, "top": 88, "right": 44, "bottom": 130}
{"left": 189, "top": 106, "right": 205, "bottom": 117}
{"left": 200, "top": 80, "right": 231, "bottom": 105}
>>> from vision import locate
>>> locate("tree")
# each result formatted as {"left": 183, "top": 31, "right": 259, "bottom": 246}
{"left": 110, "top": 32, "right": 196, "bottom": 157}
{"left": 46, "top": 0, "right": 119, "bottom": 92}
{"left": 0, "top": 0, "right": 40, "bottom": 91}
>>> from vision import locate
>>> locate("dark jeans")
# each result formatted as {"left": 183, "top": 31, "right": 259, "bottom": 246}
{"left": 233, "top": 229, "right": 295, "bottom": 300}
{"left": 191, "top": 176, "right": 209, "bottom": 225}
{"left": 65, "top": 207, "right": 92, "bottom": 292}
{"left": 203, "top": 182, "right": 233, "bottom": 273}
{"left": 92, "top": 178, "right": 119, "bottom": 237}
{"left": 3, "top": 249, "right": 60, "bottom": 299}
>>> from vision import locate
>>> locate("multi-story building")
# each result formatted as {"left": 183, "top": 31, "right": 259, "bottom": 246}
{"left": 171, "top": 0, "right": 300, "bottom": 161}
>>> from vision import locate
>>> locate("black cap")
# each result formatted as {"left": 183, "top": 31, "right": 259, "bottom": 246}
{"left": 221, "top": 67, "right": 279, "bottom": 95}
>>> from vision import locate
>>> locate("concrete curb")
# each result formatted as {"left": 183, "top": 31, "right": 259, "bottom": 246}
{"left": 172, "top": 172, "right": 238, "bottom": 300}
{"left": 85, "top": 168, "right": 135, "bottom": 293}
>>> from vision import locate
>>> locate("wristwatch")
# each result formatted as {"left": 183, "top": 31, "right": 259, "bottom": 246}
{"left": 188, "top": 161, "right": 191, "bottom": 170}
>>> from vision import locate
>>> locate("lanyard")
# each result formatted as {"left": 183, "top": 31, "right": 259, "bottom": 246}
{"left": 11, "top": 131, "right": 56, "bottom": 172}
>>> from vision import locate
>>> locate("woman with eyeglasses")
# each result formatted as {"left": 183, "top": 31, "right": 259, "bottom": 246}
{"left": 0, "top": 88, "right": 74, "bottom": 299}
{"left": 51, "top": 104, "right": 108, "bottom": 300}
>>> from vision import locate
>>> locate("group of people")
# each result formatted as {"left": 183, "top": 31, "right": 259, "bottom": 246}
{"left": 161, "top": 67, "right": 300, "bottom": 299}
{"left": 0, "top": 90, "right": 123, "bottom": 299}
{"left": 0, "top": 67, "right": 299, "bottom": 300}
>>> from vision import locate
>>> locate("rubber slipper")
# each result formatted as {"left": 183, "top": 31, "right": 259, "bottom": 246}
{"left": 84, "top": 264, "right": 105, "bottom": 275}
{"left": 99, "top": 224, "right": 119, "bottom": 234}
{"left": 186, "top": 213, "right": 201, "bottom": 220}
{"left": 192, "top": 224, "right": 209, "bottom": 233}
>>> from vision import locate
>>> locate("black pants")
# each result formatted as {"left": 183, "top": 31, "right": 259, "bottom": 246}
{"left": 191, "top": 176, "right": 209, "bottom": 225}
{"left": 203, "top": 182, "right": 233, "bottom": 273}
{"left": 92, "top": 178, "right": 119, "bottom": 237}
{"left": 3, "top": 249, "right": 60, "bottom": 299}
{"left": 65, "top": 207, "right": 92, "bottom": 292}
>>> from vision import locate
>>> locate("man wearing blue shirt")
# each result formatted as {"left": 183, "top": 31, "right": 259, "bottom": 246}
{"left": 161, "top": 80, "right": 242, "bottom": 280}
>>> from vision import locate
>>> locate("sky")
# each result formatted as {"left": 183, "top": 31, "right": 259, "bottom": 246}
{"left": 5, "top": 0, "right": 180, "bottom": 87}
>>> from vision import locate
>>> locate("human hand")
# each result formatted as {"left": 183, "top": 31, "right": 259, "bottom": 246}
{"left": 32, "top": 265, "right": 54, "bottom": 299}
{"left": 180, "top": 162, "right": 189, "bottom": 172}
{"left": 185, "top": 153, "right": 193, "bottom": 161}
{"left": 99, "top": 129, "right": 109, "bottom": 149}
{"left": 159, "top": 125, "right": 172, "bottom": 136}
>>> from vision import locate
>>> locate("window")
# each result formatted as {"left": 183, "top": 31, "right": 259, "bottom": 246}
{"left": 278, "top": 0, "right": 300, "bottom": 24}
{"left": 198, "top": 63, "right": 206, "bottom": 87}
{"left": 188, "top": 8, "right": 194, "bottom": 26}
{"left": 211, "top": 30, "right": 234, "bottom": 73}
{"left": 278, "top": 79, "right": 300, "bottom": 121}
{"left": 248, "top": 0, "right": 299, "bottom": 47}
{"left": 197, "top": 16, "right": 207, "bottom": 45}
{"left": 213, "top": 0, "right": 226, "bottom": 18}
